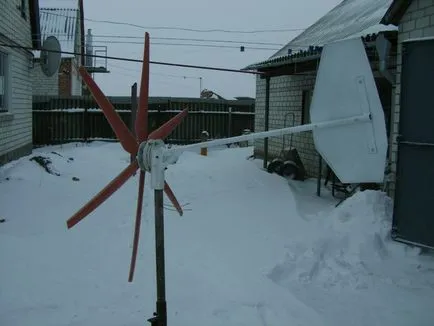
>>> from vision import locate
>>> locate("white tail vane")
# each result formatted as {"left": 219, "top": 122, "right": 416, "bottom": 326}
{"left": 160, "top": 38, "right": 388, "bottom": 184}
{"left": 66, "top": 35, "right": 388, "bottom": 326}
{"left": 310, "top": 37, "right": 388, "bottom": 183}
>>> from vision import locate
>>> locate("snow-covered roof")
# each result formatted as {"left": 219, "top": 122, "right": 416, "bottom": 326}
{"left": 245, "top": 0, "right": 398, "bottom": 70}
{"left": 33, "top": 2, "right": 80, "bottom": 59}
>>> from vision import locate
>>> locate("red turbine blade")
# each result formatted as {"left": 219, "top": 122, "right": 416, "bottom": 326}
{"left": 148, "top": 109, "right": 188, "bottom": 140}
{"left": 78, "top": 66, "right": 138, "bottom": 154}
{"left": 135, "top": 33, "right": 150, "bottom": 142}
{"left": 164, "top": 181, "right": 183, "bottom": 216}
{"left": 128, "top": 171, "right": 146, "bottom": 282}
{"left": 66, "top": 161, "right": 139, "bottom": 229}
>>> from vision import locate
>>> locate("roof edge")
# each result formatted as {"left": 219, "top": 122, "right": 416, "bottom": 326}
{"left": 243, "top": 32, "right": 395, "bottom": 71}
{"left": 380, "top": 0, "right": 414, "bottom": 25}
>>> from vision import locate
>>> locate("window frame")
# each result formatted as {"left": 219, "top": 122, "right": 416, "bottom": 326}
{"left": 0, "top": 51, "right": 10, "bottom": 113}
{"left": 301, "top": 89, "right": 313, "bottom": 124}
{"left": 20, "top": 0, "right": 27, "bottom": 20}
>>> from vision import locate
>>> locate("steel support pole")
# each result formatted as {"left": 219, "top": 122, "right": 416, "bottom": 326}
{"left": 317, "top": 154, "right": 322, "bottom": 197}
{"left": 263, "top": 76, "right": 271, "bottom": 169}
{"left": 148, "top": 189, "right": 167, "bottom": 326}
{"left": 130, "top": 82, "right": 138, "bottom": 164}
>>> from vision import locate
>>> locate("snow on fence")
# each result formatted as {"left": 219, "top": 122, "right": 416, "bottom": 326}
{"left": 32, "top": 96, "right": 255, "bottom": 146}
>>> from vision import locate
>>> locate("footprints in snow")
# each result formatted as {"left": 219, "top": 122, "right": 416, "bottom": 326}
{"left": 212, "top": 302, "right": 270, "bottom": 326}
{"left": 267, "top": 238, "right": 371, "bottom": 290}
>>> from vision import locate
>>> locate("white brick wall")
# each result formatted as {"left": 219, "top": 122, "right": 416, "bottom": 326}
{"left": 32, "top": 57, "right": 82, "bottom": 96}
{"left": 388, "top": 0, "right": 434, "bottom": 198}
{"left": 253, "top": 73, "right": 321, "bottom": 178}
{"left": 31, "top": 61, "right": 59, "bottom": 95}
{"left": 70, "top": 59, "right": 82, "bottom": 96}
{"left": 0, "top": 0, "right": 34, "bottom": 161}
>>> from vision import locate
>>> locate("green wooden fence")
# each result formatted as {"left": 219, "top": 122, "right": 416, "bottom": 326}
{"left": 32, "top": 96, "right": 255, "bottom": 146}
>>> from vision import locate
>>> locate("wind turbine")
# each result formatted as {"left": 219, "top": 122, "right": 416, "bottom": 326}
{"left": 67, "top": 32, "right": 388, "bottom": 326}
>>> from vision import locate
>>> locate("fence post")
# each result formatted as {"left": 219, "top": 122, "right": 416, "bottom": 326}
{"left": 83, "top": 96, "right": 90, "bottom": 143}
{"left": 227, "top": 106, "right": 232, "bottom": 138}
{"left": 200, "top": 130, "right": 209, "bottom": 156}
{"left": 240, "top": 129, "right": 251, "bottom": 147}
{"left": 79, "top": 96, "right": 86, "bottom": 143}
{"left": 130, "top": 82, "right": 138, "bottom": 163}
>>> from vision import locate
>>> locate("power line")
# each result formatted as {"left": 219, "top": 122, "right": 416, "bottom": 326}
{"left": 40, "top": 10, "right": 306, "bottom": 34}
{"left": 91, "top": 35, "right": 285, "bottom": 46}
{"left": 13, "top": 32, "right": 321, "bottom": 51}
{"left": 0, "top": 42, "right": 262, "bottom": 75}
{"left": 8, "top": 36, "right": 281, "bottom": 51}
{"left": 109, "top": 62, "right": 203, "bottom": 80}
{"left": 91, "top": 40, "right": 279, "bottom": 51}
{"left": 9, "top": 34, "right": 282, "bottom": 51}
{"left": 5, "top": 34, "right": 285, "bottom": 51}
{"left": 11, "top": 37, "right": 281, "bottom": 51}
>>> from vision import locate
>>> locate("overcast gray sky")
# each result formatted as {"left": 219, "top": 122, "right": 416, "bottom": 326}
{"left": 81, "top": 0, "right": 342, "bottom": 98}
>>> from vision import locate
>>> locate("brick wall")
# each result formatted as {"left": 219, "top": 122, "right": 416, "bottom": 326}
{"left": 31, "top": 60, "right": 59, "bottom": 96}
{"left": 70, "top": 58, "right": 83, "bottom": 96}
{"left": 253, "top": 73, "right": 322, "bottom": 178}
{"left": 59, "top": 59, "right": 72, "bottom": 96}
{"left": 32, "top": 58, "right": 79, "bottom": 96}
{"left": 388, "top": 0, "right": 434, "bottom": 199}
{"left": 32, "top": 59, "right": 73, "bottom": 96}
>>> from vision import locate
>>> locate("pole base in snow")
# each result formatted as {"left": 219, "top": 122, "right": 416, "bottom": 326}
{"left": 147, "top": 300, "right": 167, "bottom": 326}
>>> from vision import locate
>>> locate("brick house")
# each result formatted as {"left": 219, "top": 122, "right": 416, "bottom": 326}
{"left": 31, "top": 0, "right": 85, "bottom": 96}
{"left": 0, "top": 0, "right": 41, "bottom": 165}
{"left": 244, "top": 0, "right": 397, "bottom": 183}
{"left": 246, "top": 0, "right": 434, "bottom": 248}
{"left": 380, "top": 0, "right": 434, "bottom": 248}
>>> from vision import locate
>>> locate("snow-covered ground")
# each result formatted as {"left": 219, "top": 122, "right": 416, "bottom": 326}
{"left": 1, "top": 142, "right": 433, "bottom": 326}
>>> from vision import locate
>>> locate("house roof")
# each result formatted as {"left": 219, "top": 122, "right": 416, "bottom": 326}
{"left": 245, "top": 0, "right": 398, "bottom": 70}
{"left": 33, "top": 0, "right": 81, "bottom": 59}
{"left": 381, "top": 0, "right": 414, "bottom": 25}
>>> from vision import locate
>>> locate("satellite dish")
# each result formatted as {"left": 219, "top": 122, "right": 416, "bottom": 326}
{"left": 310, "top": 37, "right": 388, "bottom": 183}
{"left": 40, "top": 36, "right": 61, "bottom": 77}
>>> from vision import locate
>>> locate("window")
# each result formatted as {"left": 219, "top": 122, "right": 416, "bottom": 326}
{"left": 0, "top": 52, "right": 8, "bottom": 113}
{"left": 301, "top": 89, "right": 313, "bottom": 124}
{"left": 20, "top": 0, "right": 27, "bottom": 19}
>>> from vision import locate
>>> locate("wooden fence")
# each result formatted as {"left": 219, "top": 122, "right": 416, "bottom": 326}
{"left": 32, "top": 95, "right": 255, "bottom": 146}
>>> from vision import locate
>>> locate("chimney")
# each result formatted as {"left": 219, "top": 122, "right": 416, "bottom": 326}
{"left": 85, "top": 29, "right": 93, "bottom": 67}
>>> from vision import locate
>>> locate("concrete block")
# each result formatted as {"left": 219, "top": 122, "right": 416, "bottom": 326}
{"left": 418, "top": 0, "right": 434, "bottom": 10}
{"left": 416, "top": 16, "right": 431, "bottom": 28}
{"left": 410, "top": 28, "right": 424, "bottom": 38}
{"left": 427, "top": 5, "right": 434, "bottom": 15}
{"left": 423, "top": 25, "right": 434, "bottom": 36}
{"left": 412, "top": 9, "right": 426, "bottom": 19}
{"left": 401, "top": 20, "right": 416, "bottom": 32}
